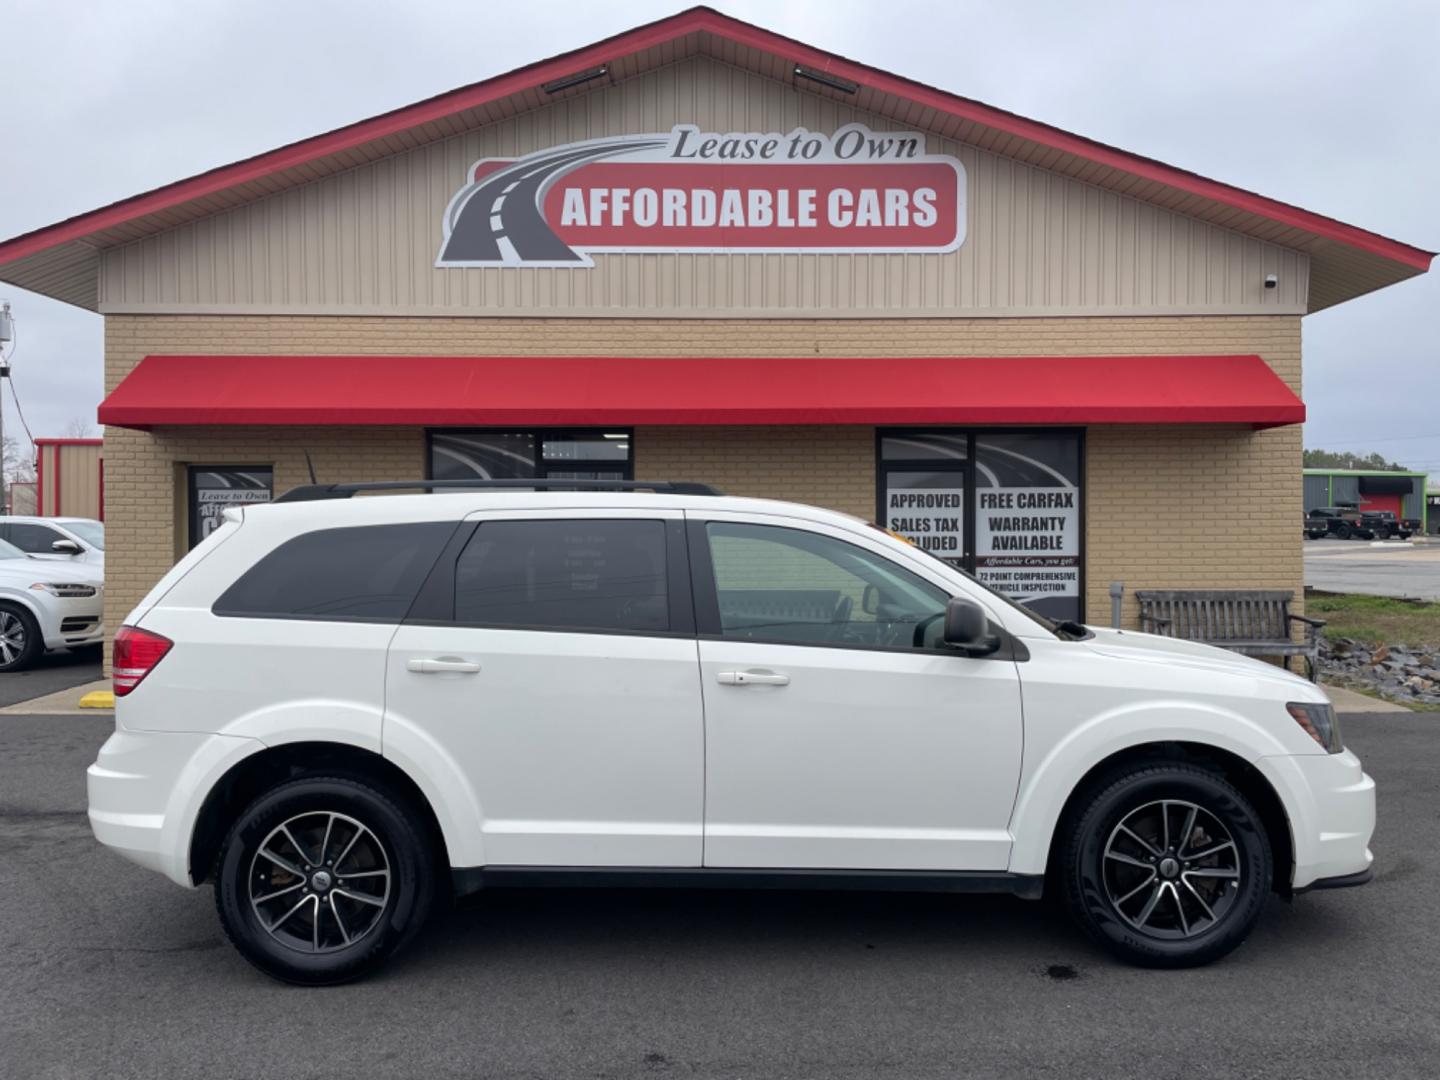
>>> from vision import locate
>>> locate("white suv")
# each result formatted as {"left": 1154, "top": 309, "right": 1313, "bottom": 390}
{"left": 87, "top": 481, "right": 1375, "bottom": 984}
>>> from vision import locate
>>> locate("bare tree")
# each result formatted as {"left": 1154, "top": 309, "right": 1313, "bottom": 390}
{"left": 63, "top": 416, "right": 96, "bottom": 438}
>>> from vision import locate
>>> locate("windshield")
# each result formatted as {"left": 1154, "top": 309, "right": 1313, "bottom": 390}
{"left": 63, "top": 520, "right": 105, "bottom": 549}
{"left": 0, "top": 538, "right": 30, "bottom": 560}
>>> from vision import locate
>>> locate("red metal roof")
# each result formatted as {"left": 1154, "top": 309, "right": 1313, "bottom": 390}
{"left": 97, "top": 354, "right": 1305, "bottom": 430}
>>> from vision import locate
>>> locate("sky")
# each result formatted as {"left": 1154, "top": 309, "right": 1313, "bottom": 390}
{"left": 0, "top": 0, "right": 1435, "bottom": 470}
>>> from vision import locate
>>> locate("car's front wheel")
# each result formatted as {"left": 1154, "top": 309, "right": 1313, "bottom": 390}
{"left": 1058, "top": 763, "right": 1272, "bottom": 967}
{"left": 0, "top": 603, "right": 43, "bottom": 672}
{"left": 214, "top": 775, "right": 436, "bottom": 984}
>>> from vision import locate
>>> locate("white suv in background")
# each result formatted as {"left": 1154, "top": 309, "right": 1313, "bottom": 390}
{"left": 0, "top": 536, "right": 104, "bottom": 670}
{"left": 87, "top": 480, "right": 1374, "bottom": 984}
{"left": 0, "top": 516, "right": 105, "bottom": 567}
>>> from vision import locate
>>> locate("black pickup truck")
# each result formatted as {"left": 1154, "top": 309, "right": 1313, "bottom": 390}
{"left": 1361, "top": 510, "right": 1418, "bottom": 540}
{"left": 1305, "top": 506, "right": 1416, "bottom": 540}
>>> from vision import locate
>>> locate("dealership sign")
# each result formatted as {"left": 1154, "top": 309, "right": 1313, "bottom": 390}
{"left": 437, "top": 124, "right": 966, "bottom": 267}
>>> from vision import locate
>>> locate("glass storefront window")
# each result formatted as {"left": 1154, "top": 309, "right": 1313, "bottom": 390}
{"left": 188, "top": 466, "right": 274, "bottom": 549}
{"left": 427, "top": 429, "right": 634, "bottom": 485}
{"left": 879, "top": 430, "right": 1083, "bottom": 621}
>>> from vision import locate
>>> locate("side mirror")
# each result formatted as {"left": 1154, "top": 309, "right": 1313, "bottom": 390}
{"left": 943, "top": 597, "right": 996, "bottom": 652}
{"left": 861, "top": 584, "right": 880, "bottom": 615}
{"left": 50, "top": 539, "right": 82, "bottom": 556}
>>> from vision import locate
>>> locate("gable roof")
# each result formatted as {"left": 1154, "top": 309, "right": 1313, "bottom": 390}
{"left": 0, "top": 5, "right": 1430, "bottom": 312}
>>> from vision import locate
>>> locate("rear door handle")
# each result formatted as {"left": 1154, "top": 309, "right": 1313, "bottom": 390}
{"left": 716, "top": 670, "right": 790, "bottom": 687}
{"left": 407, "top": 657, "right": 481, "bottom": 675}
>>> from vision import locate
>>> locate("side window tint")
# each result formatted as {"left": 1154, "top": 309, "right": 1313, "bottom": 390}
{"left": 454, "top": 519, "right": 668, "bottom": 633}
{"left": 706, "top": 522, "right": 949, "bottom": 650}
{"left": 8, "top": 523, "right": 63, "bottom": 553}
{"left": 214, "top": 523, "right": 454, "bottom": 621}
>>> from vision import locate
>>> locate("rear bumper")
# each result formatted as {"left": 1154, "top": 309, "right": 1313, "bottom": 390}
{"left": 1255, "top": 749, "right": 1376, "bottom": 891}
{"left": 87, "top": 726, "right": 263, "bottom": 887}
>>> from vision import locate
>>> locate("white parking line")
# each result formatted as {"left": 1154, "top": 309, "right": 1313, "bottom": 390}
{"left": 491, "top": 195, "right": 506, "bottom": 212}
{"left": 489, "top": 214, "right": 504, "bottom": 231}
{"left": 502, "top": 181, "right": 519, "bottom": 194}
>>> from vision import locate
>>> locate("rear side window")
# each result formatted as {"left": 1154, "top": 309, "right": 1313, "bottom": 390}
{"left": 214, "top": 523, "right": 455, "bottom": 621}
{"left": 454, "top": 519, "right": 668, "bottom": 633}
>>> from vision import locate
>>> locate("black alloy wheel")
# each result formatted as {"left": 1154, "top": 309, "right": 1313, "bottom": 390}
{"left": 214, "top": 776, "right": 436, "bottom": 985}
{"left": 1059, "top": 763, "right": 1272, "bottom": 967}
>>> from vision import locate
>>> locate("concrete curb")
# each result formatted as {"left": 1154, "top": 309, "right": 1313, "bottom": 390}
{"left": 0, "top": 679, "right": 112, "bottom": 716}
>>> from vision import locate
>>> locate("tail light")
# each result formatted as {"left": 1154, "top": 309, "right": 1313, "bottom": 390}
{"left": 112, "top": 626, "right": 173, "bottom": 697}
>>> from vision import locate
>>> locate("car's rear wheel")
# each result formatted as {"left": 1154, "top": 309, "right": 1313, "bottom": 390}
{"left": 1059, "top": 763, "right": 1272, "bottom": 968}
{"left": 214, "top": 775, "right": 436, "bottom": 985}
{"left": 1334, "top": 524, "right": 1352, "bottom": 540}
{"left": 0, "top": 604, "right": 43, "bottom": 672}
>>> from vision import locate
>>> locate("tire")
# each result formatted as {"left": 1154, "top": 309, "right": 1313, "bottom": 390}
{"left": 0, "top": 603, "right": 43, "bottom": 673}
{"left": 1058, "top": 763, "right": 1272, "bottom": 968}
{"left": 214, "top": 775, "right": 436, "bottom": 985}
{"left": 1334, "top": 524, "right": 1352, "bottom": 540}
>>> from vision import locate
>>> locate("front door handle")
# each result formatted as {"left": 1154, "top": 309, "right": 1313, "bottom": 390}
{"left": 716, "top": 670, "right": 790, "bottom": 687}
{"left": 407, "top": 657, "right": 481, "bottom": 675}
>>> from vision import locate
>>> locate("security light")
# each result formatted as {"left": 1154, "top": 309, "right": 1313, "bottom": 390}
{"left": 794, "top": 65, "right": 858, "bottom": 94}
{"left": 1264, "top": 273, "right": 1278, "bottom": 289}
{"left": 542, "top": 66, "right": 609, "bottom": 94}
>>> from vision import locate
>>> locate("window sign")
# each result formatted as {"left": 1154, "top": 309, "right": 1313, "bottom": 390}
{"left": 973, "top": 434, "right": 1081, "bottom": 618}
{"left": 189, "top": 466, "right": 273, "bottom": 549}
{"left": 879, "top": 430, "right": 1083, "bottom": 621}
{"left": 884, "top": 472, "right": 965, "bottom": 560}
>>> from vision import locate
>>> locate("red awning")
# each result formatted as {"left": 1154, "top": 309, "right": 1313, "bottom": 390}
{"left": 96, "top": 353, "right": 1304, "bottom": 430}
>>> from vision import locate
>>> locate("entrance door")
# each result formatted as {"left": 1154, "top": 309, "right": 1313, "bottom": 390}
{"left": 690, "top": 513, "right": 1024, "bottom": 871}
{"left": 385, "top": 510, "right": 704, "bottom": 867}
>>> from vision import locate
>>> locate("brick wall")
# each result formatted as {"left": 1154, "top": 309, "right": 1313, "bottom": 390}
{"left": 102, "top": 313, "right": 1302, "bottom": 650}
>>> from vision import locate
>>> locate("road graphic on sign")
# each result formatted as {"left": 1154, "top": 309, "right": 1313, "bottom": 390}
{"left": 438, "top": 137, "right": 668, "bottom": 266}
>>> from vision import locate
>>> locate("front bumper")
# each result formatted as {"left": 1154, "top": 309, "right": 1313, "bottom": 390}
{"left": 36, "top": 592, "right": 105, "bottom": 650}
{"left": 87, "top": 726, "right": 263, "bottom": 887}
{"left": 1255, "top": 748, "right": 1376, "bottom": 891}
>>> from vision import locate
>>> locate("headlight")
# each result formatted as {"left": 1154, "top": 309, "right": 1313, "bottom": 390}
{"left": 29, "top": 583, "right": 97, "bottom": 598}
{"left": 1286, "top": 701, "right": 1343, "bottom": 753}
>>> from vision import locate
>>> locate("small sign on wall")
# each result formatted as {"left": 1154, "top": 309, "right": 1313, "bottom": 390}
{"left": 437, "top": 123, "right": 966, "bottom": 267}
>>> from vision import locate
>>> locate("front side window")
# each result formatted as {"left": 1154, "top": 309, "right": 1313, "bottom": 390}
{"left": 705, "top": 522, "right": 949, "bottom": 650}
{"left": 454, "top": 519, "right": 668, "bottom": 633}
{"left": 6, "top": 523, "right": 65, "bottom": 554}
{"left": 214, "top": 523, "right": 454, "bottom": 621}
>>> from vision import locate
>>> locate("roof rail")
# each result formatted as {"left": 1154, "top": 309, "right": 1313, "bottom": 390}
{"left": 273, "top": 478, "right": 725, "bottom": 503}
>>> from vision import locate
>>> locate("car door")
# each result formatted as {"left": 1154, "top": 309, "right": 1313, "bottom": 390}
{"left": 690, "top": 511, "right": 1024, "bottom": 872}
{"left": 384, "top": 509, "right": 704, "bottom": 867}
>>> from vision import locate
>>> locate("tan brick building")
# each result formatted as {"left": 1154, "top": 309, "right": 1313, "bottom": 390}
{"left": 0, "top": 8, "right": 1431, "bottom": 649}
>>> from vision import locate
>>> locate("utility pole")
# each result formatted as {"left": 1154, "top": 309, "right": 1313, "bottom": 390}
{"left": 0, "top": 301, "right": 11, "bottom": 515}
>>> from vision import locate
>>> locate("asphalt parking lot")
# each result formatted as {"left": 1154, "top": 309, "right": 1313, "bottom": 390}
{"left": 1305, "top": 536, "right": 1440, "bottom": 599}
{"left": 2, "top": 711, "right": 1437, "bottom": 1080}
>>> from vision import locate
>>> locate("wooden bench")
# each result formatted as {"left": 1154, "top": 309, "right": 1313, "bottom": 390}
{"left": 1134, "top": 590, "right": 1326, "bottom": 682}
